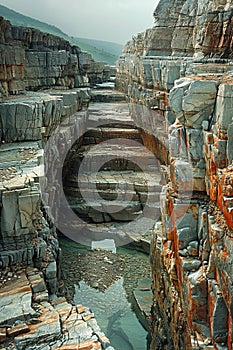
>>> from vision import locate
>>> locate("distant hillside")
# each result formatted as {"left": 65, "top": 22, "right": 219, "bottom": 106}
{"left": 76, "top": 37, "right": 123, "bottom": 57}
{"left": 0, "top": 4, "right": 121, "bottom": 65}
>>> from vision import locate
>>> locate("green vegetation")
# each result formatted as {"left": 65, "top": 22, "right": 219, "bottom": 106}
{"left": 0, "top": 4, "right": 123, "bottom": 65}
{"left": 76, "top": 37, "right": 123, "bottom": 57}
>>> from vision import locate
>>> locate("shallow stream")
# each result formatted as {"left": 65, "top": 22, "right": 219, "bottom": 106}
{"left": 59, "top": 235, "right": 152, "bottom": 350}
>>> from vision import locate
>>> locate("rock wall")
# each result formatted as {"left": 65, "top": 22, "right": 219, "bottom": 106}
{"left": 0, "top": 89, "right": 89, "bottom": 291}
{"left": 123, "top": 0, "right": 233, "bottom": 58}
{"left": 0, "top": 16, "right": 111, "bottom": 97}
{"left": 116, "top": 1, "right": 233, "bottom": 349}
{"left": 0, "top": 17, "right": 115, "bottom": 349}
{"left": 0, "top": 14, "right": 110, "bottom": 275}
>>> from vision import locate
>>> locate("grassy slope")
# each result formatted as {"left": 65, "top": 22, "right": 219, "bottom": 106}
{"left": 76, "top": 37, "right": 123, "bottom": 57}
{"left": 0, "top": 4, "right": 121, "bottom": 65}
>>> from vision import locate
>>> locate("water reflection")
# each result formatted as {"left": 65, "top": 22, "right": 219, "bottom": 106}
{"left": 74, "top": 278, "right": 148, "bottom": 350}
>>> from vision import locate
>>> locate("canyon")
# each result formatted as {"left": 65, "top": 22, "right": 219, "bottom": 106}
{"left": 1, "top": 0, "right": 233, "bottom": 349}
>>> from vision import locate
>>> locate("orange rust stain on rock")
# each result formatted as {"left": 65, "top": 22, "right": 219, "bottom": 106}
{"left": 217, "top": 169, "right": 233, "bottom": 229}
{"left": 167, "top": 196, "right": 176, "bottom": 241}
{"left": 228, "top": 315, "right": 233, "bottom": 349}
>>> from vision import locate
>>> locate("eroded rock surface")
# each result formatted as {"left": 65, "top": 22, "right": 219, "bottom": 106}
{"left": 116, "top": 0, "right": 233, "bottom": 349}
{"left": 0, "top": 268, "right": 112, "bottom": 350}
{"left": 0, "top": 16, "right": 116, "bottom": 349}
{"left": 123, "top": 0, "right": 233, "bottom": 58}
{"left": 0, "top": 16, "right": 112, "bottom": 97}
{"left": 63, "top": 93, "right": 162, "bottom": 238}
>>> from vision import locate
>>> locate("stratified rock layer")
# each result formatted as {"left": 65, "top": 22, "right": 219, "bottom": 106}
{"left": 0, "top": 268, "right": 112, "bottom": 350}
{"left": 0, "top": 16, "right": 112, "bottom": 97}
{"left": 116, "top": 0, "right": 233, "bottom": 349}
{"left": 0, "top": 16, "right": 115, "bottom": 350}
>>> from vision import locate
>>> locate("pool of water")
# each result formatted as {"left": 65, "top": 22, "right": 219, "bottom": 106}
{"left": 74, "top": 278, "right": 148, "bottom": 350}
{"left": 59, "top": 236, "right": 151, "bottom": 350}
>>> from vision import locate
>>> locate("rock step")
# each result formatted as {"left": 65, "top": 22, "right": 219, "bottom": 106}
{"left": 65, "top": 187, "right": 161, "bottom": 203}
{"left": 0, "top": 141, "right": 41, "bottom": 167}
{"left": 65, "top": 171, "right": 162, "bottom": 192}
{"left": 70, "top": 199, "right": 143, "bottom": 211}
{"left": 88, "top": 102, "right": 135, "bottom": 129}
{"left": 90, "top": 89, "right": 126, "bottom": 103}
{"left": 69, "top": 200, "right": 161, "bottom": 212}
{"left": 71, "top": 144, "right": 158, "bottom": 172}
{"left": 94, "top": 81, "right": 116, "bottom": 89}
{"left": 72, "top": 208, "right": 142, "bottom": 224}
{"left": 70, "top": 200, "right": 161, "bottom": 223}
{"left": 82, "top": 127, "right": 142, "bottom": 145}
{"left": 67, "top": 221, "right": 156, "bottom": 247}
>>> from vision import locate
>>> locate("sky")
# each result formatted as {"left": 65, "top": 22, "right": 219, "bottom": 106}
{"left": 0, "top": 0, "right": 159, "bottom": 44}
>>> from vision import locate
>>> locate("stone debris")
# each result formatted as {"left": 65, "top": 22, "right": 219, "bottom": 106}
{"left": 60, "top": 238, "right": 152, "bottom": 332}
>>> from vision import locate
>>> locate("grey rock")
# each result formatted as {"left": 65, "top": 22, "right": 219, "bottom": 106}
{"left": 45, "top": 261, "right": 57, "bottom": 280}
{"left": 227, "top": 123, "right": 233, "bottom": 164}
{"left": 170, "top": 79, "right": 217, "bottom": 129}
{"left": 182, "top": 259, "right": 202, "bottom": 271}
{"left": 177, "top": 227, "right": 197, "bottom": 250}
{"left": 0, "top": 275, "right": 36, "bottom": 325}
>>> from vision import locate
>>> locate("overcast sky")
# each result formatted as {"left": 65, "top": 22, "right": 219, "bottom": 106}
{"left": 0, "top": 0, "right": 159, "bottom": 44}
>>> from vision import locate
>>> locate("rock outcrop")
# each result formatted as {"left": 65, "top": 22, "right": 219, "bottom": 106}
{"left": 123, "top": 0, "right": 233, "bottom": 58}
{"left": 116, "top": 0, "right": 233, "bottom": 349}
{"left": 0, "top": 268, "right": 112, "bottom": 350}
{"left": 0, "top": 86, "right": 113, "bottom": 348}
{"left": 0, "top": 16, "right": 112, "bottom": 97}
{"left": 0, "top": 17, "right": 114, "bottom": 350}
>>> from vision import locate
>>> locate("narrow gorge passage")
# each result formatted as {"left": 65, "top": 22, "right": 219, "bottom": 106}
{"left": 63, "top": 86, "right": 162, "bottom": 244}
{"left": 60, "top": 85, "right": 163, "bottom": 350}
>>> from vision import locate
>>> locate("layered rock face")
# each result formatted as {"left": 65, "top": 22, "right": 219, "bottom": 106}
{"left": 123, "top": 0, "right": 233, "bottom": 58}
{"left": 0, "top": 15, "right": 111, "bottom": 270}
{"left": 0, "top": 16, "right": 111, "bottom": 97}
{"left": 116, "top": 1, "right": 233, "bottom": 349}
{"left": 0, "top": 268, "right": 112, "bottom": 350}
{"left": 0, "top": 17, "right": 114, "bottom": 349}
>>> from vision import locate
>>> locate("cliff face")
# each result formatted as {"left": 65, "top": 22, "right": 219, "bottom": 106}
{"left": 116, "top": 1, "right": 233, "bottom": 349}
{"left": 0, "top": 16, "right": 99, "bottom": 274}
{"left": 124, "top": 0, "right": 233, "bottom": 58}
{"left": 0, "top": 16, "right": 111, "bottom": 97}
{"left": 0, "top": 17, "right": 115, "bottom": 349}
